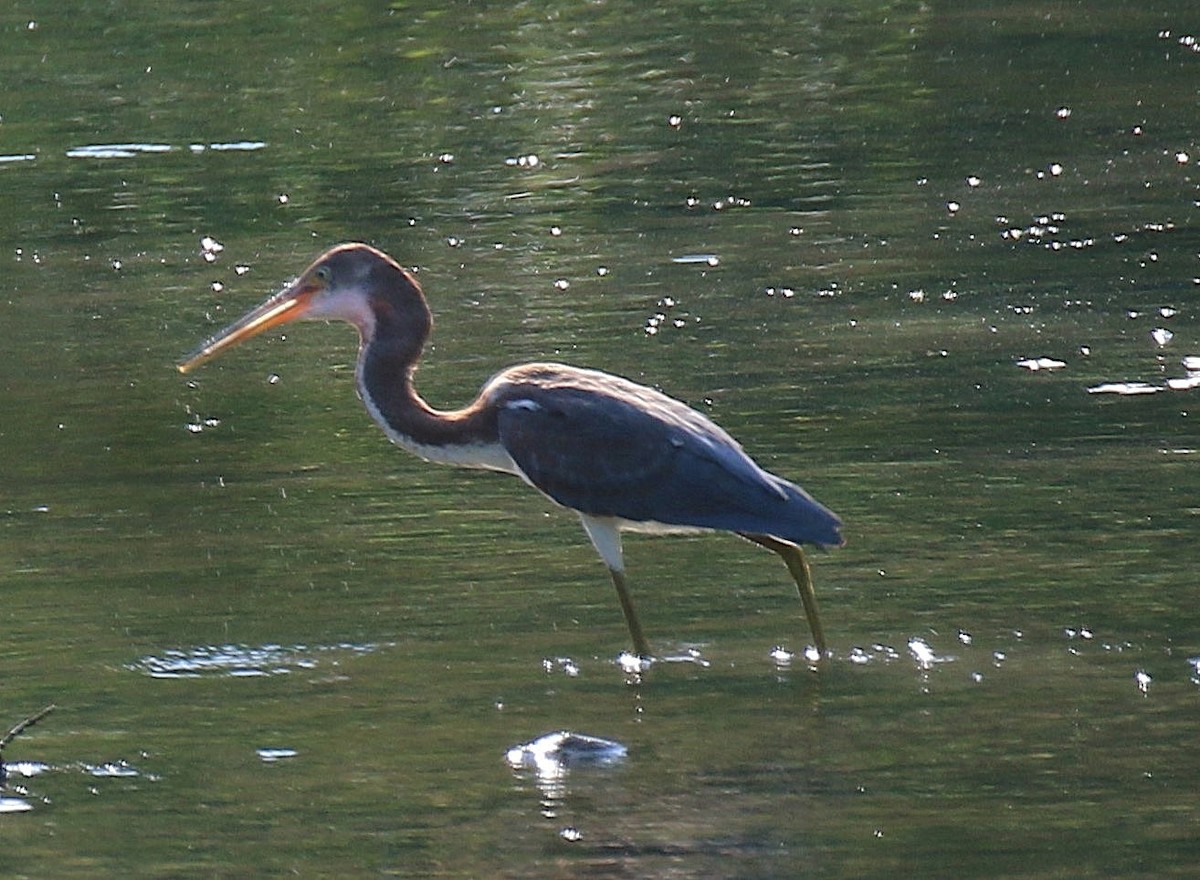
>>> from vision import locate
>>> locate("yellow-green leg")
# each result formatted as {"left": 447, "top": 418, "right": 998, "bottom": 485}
{"left": 608, "top": 567, "right": 651, "bottom": 659}
{"left": 740, "top": 533, "right": 828, "bottom": 658}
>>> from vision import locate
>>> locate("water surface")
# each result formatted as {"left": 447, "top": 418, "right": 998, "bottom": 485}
{"left": 2, "top": 2, "right": 1198, "bottom": 877}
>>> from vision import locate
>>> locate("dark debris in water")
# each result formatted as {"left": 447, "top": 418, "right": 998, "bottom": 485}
{"left": 1, "top": 705, "right": 55, "bottom": 754}
{"left": 1, "top": 706, "right": 55, "bottom": 813}
{"left": 506, "top": 731, "right": 628, "bottom": 781}
{"left": 506, "top": 731, "right": 628, "bottom": 803}
{"left": 0, "top": 705, "right": 55, "bottom": 790}
{"left": 1, "top": 707, "right": 151, "bottom": 813}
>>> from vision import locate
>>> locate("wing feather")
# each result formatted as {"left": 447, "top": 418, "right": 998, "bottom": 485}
{"left": 489, "top": 364, "right": 842, "bottom": 547}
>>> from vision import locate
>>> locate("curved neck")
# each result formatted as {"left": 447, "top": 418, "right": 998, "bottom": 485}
{"left": 355, "top": 325, "right": 509, "bottom": 468}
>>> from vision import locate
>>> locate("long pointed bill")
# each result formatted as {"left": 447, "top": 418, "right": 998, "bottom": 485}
{"left": 177, "top": 281, "right": 319, "bottom": 374}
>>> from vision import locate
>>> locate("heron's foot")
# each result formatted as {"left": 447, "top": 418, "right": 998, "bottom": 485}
{"left": 617, "top": 649, "right": 654, "bottom": 677}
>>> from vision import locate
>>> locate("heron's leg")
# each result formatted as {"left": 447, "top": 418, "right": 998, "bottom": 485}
{"left": 609, "top": 567, "right": 651, "bottom": 659}
{"left": 739, "top": 533, "right": 827, "bottom": 657}
{"left": 579, "top": 514, "right": 652, "bottom": 658}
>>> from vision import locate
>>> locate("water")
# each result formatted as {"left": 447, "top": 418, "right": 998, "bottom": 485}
{"left": 3, "top": 1, "right": 1199, "bottom": 876}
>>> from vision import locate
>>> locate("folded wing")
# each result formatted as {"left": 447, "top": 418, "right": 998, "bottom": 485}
{"left": 490, "top": 365, "right": 842, "bottom": 547}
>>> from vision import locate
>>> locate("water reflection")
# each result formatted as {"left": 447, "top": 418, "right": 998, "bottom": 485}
{"left": 256, "top": 748, "right": 299, "bottom": 764}
{"left": 2, "top": 0, "right": 1198, "bottom": 875}
{"left": 1087, "top": 381, "right": 1163, "bottom": 396}
{"left": 127, "top": 642, "right": 385, "bottom": 679}
{"left": 0, "top": 760, "right": 49, "bottom": 814}
{"left": 1, "top": 758, "right": 151, "bottom": 813}
{"left": 87, "top": 760, "right": 142, "bottom": 778}
{"left": 907, "top": 636, "right": 950, "bottom": 669}
{"left": 1086, "top": 353, "right": 1200, "bottom": 395}
{"left": 1015, "top": 356, "right": 1066, "bottom": 371}
{"left": 506, "top": 730, "right": 627, "bottom": 814}
{"left": 65, "top": 143, "right": 173, "bottom": 159}
{"left": 63, "top": 141, "right": 267, "bottom": 159}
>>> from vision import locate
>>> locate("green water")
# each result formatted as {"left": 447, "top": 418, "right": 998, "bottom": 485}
{"left": 2, "top": 2, "right": 1198, "bottom": 876}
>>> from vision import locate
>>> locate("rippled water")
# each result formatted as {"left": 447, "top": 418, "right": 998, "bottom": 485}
{"left": 127, "top": 642, "right": 385, "bottom": 679}
{"left": 2, "top": 2, "right": 1199, "bottom": 877}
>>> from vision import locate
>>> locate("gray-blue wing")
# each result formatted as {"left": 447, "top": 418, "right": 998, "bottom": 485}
{"left": 491, "top": 366, "right": 842, "bottom": 547}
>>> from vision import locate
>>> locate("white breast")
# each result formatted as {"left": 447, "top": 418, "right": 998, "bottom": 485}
{"left": 390, "top": 433, "right": 521, "bottom": 474}
{"left": 358, "top": 391, "right": 522, "bottom": 474}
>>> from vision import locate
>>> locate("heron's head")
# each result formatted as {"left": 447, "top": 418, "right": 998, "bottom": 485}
{"left": 177, "top": 243, "right": 426, "bottom": 374}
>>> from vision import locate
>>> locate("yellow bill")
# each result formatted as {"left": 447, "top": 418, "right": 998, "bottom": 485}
{"left": 177, "top": 281, "right": 319, "bottom": 374}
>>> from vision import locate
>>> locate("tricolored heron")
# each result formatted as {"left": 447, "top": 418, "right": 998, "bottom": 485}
{"left": 178, "top": 243, "right": 843, "bottom": 659}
